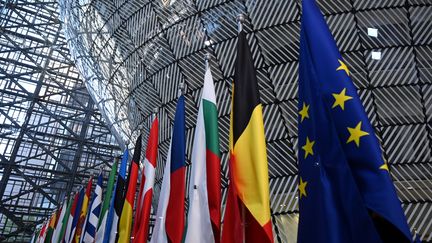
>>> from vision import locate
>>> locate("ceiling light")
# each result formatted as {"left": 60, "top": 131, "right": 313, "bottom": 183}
{"left": 367, "top": 27, "right": 378, "bottom": 38}
{"left": 371, "top": 51, "right": 381, "bottom": 60}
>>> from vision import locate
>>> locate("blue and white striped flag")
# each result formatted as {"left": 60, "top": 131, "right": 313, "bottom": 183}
{"left": 81, "top": 172, "right": 103, "bottom": 242}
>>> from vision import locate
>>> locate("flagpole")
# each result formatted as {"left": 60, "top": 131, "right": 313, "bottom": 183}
{"left": 205, "top": 52, "right": 211, "bottom": 70}
{"left": 179, "top": 81, "right": 185, "bottom": 97}
{"left": 236, "top": 13, "right": 246, "bottom": 243}
{"left": 152, "top": 107, "right": 158, "bottom": 120}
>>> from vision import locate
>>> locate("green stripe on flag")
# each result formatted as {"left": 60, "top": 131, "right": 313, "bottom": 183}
{"left": 57, "top": 197, "right": 73, "bottom": 243}
{"left": 98, "top": 159, "right": 117, "bottom": 229}
{"left": 203, "top": 99, "right": 220, "bottom": 157}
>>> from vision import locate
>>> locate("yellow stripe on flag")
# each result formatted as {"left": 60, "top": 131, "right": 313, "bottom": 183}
{"left": 231, "top": 104, "right": 271, "bottom": 226}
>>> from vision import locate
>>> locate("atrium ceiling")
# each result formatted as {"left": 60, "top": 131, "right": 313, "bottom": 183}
{"left": 0, "top": 0, "right": 120, "bottom": 241}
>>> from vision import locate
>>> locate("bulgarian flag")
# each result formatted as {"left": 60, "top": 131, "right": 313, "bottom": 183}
{"left": 132, "top": 116, "right": 158, "bottom": 242}
{"left": 95, "top": 158, "right": 117, "bottom": 243}
{"left": 221, "top": 30, "right": 273, "bottom": 243}
{"left": 185, "top": 63, "right": 221, "bottom": 243}
{"left": 118, "top": 135, "right": 142, "bottom": 242}
{"left": 151, "top": 94, "right": 186, "bottom": 243}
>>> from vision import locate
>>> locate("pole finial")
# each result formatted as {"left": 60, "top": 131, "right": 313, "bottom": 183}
{"left": 138, "top": 124, "right": 145, "bottom": 134}
{"left": 236, "top": 13, "right": 245, "bottom": 32}
{"left": 179, "top": 82, "right": 185, "bottom": 95}
{"left": 205, "top": 52, "right": 211, "bottom": 70}
{"left": 205, "top": 52, "right": 211, "bottom": 61}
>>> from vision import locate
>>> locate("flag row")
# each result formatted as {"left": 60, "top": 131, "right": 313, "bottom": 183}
{"left": 31, "top": 0, "right": 414, "bottom": 242}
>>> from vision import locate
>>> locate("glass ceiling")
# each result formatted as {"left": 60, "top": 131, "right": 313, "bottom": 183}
{"left": 0, "top": 0, "right": 120, "bottom": 241}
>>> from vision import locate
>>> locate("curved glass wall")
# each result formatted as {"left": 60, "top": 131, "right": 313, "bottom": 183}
{"left": 59, "top": 0, "right": 432, "bottom": 241}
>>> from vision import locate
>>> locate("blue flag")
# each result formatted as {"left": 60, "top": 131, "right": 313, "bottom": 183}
{"left": 69, "top": 187, "right": 84, "bottom": 241}
{"left": 297, "top": 0, "right": 412, "bottom": 242}
{"left": 414, "top": 232, "right": 421, "bottom": 243}
{"left": 103, "top": 149, "right": 128, "bottom": 243}
{"left": 82, "top": 171, "right": 103, "bottom": 242}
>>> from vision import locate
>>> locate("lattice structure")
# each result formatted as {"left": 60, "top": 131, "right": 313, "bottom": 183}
{"left": 0, "top": 0, "right": 120, "bottom": 241}
{"left": 62, "top": 0, "right": 432, "bottom": 242}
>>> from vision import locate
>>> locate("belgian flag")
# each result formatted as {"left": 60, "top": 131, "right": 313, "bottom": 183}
{"left": 221, "top": 30, "right": 273, "bottom": 243}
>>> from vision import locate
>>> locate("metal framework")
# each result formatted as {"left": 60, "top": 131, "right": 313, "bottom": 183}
{"left": 60, "top": 0, "right": 432, "bottom": 242}
{"left": 0, "top": 0, "right": 120, "bottom": 242}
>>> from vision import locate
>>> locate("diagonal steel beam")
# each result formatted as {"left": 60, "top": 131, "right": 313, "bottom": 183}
{"left": 0, "top": 109, "right": 73, "bottom": 172}
{"left": 65, "top": 98, "right": 95, "bottom": 198}
{"left": 0, "top": 17, "right": 64, "bottom": 206}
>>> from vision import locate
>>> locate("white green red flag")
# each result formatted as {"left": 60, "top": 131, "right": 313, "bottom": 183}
{"left": 185, "top": 64, "right": 221, "bottom": 243}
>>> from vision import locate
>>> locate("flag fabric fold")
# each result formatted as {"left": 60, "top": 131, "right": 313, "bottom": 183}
{"left": 151, "top": 94, "right": 186, "bottom": 243}
{"left": 185, "top": 64, "right": 221, "bottom": 243}
{"left": 133, "top": 116, "right": 158, "bottom": 243}
{"left": 44, "top": 209, "right": 58, "bottom": 243}
{"left": 297, "top": 0, "right": 412, "bottom": 242}
{"left": 118, "top": 136, "right": 142, "bottom": 242}
{"left": 221, "top": 30, "right": 273, "bottom": 243}
{"left": 95, "top": 158, "right": 117, "bottom": 243}
{"left": 106, "top": 149, "right": 129, "bottom": 243}
{"left": 65, "top": 188, "right": 84, "bottom": 243}
{"left": 75, "top": 178, "right": 93, "bottom": 243}
{"left": 36, "top": 221, "right": 48, "bottom": 243}
{"left": 82, "top": 172, "right": 103, "bottom": 243}
{"left": 63, "top": 192, "right": 78, "bottom": 243}
{"left": 52, "top": 197, "right": 69, "bottom": 243}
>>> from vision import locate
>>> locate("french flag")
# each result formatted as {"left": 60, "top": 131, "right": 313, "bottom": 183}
{"left": 151, "top": 94, "right": 185, "bottom": 243}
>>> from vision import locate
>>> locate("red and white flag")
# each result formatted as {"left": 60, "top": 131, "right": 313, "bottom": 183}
{"left": 132, "top": 116, "right": 158, "bottom": 242}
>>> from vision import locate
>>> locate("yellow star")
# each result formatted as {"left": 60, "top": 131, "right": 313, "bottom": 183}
{"left": 298, "top": 177, "right": 308, "bottom": 199}
{"left": 302, "top": 137, "right": 315, "bottom": 159}
{"left": 332, "top": 88, "right": 353, "bottom": 110}
{"left": 299, "top": 102, "right": 310, "bottom": 122}
{"left": 380, "top": 161, "right": 389, "bottom": 171}
{"left": 336, "top": 59, "right": 350, "bottom": 76}
{"left": 347, "top": 121, "right": 369, "bottom": 147}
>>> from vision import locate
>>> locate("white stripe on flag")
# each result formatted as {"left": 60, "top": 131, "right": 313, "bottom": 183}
{"left": 149, "top": 143, "right": 172, "bottom": 243}
{"left": 82, "top": 181, "right": 102, "bottom": 243}
{"left": 184, "top": 67, "right": 215, "bottom": 243}
{"left": 94, "top": 212, "right": 107, "bottom": 243}
{"left": 52, "top": 203, "right": 67, "bottom": 243}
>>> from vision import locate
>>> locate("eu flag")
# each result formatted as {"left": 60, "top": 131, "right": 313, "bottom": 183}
{"left": 297, "top": 0, "right": 412, "bottom": 242}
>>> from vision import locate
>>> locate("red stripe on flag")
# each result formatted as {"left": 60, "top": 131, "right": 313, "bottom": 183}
{"left": 221, "top": 175, "right": 243, "bottom": 243}
{"left": 134, "top": 188, "right": 153, "bottom": 242}
{"left": 125, "top": 162, "right": 139, "bottom": 204}
{"left": 166, "top": 167, "right": 186, "bottom": 243}
{"left": 146, "top": 118, "right": 159, "bottom": 167}
{"left": 133, "top": 118, "right": 158, "bottom": 242}
{"left": 133, "top": 171, "right": 145, "bottom": 240}
{"left": 206, "top": 149, "right": 221, "bottom": 243}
